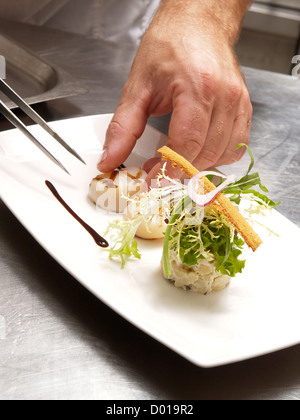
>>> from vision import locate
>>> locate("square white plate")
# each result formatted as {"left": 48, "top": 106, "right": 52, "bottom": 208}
{"left": 1, "top": 113, "right": 300, "bottom": 368}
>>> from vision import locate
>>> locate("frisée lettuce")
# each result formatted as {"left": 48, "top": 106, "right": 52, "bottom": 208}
{"left": 222, "top": 144, "right": 281, "bottom": 209}
{"left": 162, "top": 198, "right": 246, "bottom": 279}
{"left": 102, "top": 144, "right": 279, "bottom": 275}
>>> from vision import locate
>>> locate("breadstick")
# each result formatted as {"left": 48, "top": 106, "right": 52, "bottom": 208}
{"left": 157, "top": 146, "right": 262, "bottom": 252}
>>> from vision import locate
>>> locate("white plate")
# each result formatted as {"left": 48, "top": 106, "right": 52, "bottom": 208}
{"left": 1, "top": 113, "right": 300, "bottom": 368}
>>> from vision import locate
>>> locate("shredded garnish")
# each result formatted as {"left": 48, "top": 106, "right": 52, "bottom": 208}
{"left": 103, "top": 145, "right": 279, "bottom": 273}
{"left": 162, "top": 198, "right": 245, "bottom": 279}
{"left": 104, "top": 218, "right": 142, "bottom": 268}
{"left": 104, "top": 164, "right": 186, "bottom": 267}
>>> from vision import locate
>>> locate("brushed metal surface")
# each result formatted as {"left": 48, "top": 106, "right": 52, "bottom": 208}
{"left": 0, "top": 29, "right": 86, "bottom": 109}
{"left": 0, "top": 21, "right": 300, "bottom": 401}
{"left": 254, "top": 0, "right": 300, "bottom": 10}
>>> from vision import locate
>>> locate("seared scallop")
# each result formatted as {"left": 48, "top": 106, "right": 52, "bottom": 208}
{"left": 89, "top": 167, "right": 147, "bottom": 213}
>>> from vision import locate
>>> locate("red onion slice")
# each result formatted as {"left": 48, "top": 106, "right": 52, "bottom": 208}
{"left": 187, "top": 171, "right": 236, "bottom": 208}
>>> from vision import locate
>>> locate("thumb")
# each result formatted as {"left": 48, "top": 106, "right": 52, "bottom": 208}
{"left": 97, "top": 100, "right": 149, "bottom": 173}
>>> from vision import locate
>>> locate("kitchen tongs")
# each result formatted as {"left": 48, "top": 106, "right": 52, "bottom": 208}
{"left": 0, "top": 79, "right": 85, "bottom": 174}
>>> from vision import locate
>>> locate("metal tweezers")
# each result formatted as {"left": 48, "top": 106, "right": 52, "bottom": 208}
{"left": 0, "top": 79, "right": 85, "bottom": 174}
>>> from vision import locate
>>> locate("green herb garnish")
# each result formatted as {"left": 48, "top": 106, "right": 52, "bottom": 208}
{"left": 223, "top": 143, "right": 280, "bottom": 208}
{"left": 162, "top": 201, "right": 246, "bottom": 279}
{"left": 103, "top": 144, "right": 279, "bottom": 274}
{"left": 104, "top": 218, "right": 142, "bottom": 267}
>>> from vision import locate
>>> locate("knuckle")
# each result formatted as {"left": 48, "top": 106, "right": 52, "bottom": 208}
{"left": 199, "top": 148, "right": 220, "bottom": 167}
{"left": 226, "top": 82, "right": 243, "bottom": 110}
{"left": 243, "top": 88, "right": 251, "bottom": 104}
{"left": 228, "top": 143, "right": 248, "bottom": 164}
{"left": 185, "top": 136, "right": 202, "bottom": 150}
{"left": 234, "top": 112, "right": 246, "bottom": 123}
{"left": 241, "top": 89, "right": 253, "bottom": 114}
{"left": 121, "top": 79, "right": 135, "bottom": 100}
{"left": 223, "top": 150, "right": 242, "bottom": 165}
{"left": 170, "top": 136, "right": 203, "bottom": 162}
{"left": 121, "top": 79, "right": 151, "bottom": 107}
{"left": 107, "top": 119, "right": 126, "bottom": 137}
{"left": 184, "top": 137, "right": 203, "bottom": 159}
{"left": 200, "top": 72, "right": 219, "bottom": 101}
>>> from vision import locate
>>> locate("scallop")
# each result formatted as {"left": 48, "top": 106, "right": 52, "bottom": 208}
{"left": 135, "top": 215, "right": 167, "bottom": 240}
{"left": 89, "top": 167, "right": 147, "bottom": 213}
{"left": 125, "top": 193, "right": 168, "bottom": 240}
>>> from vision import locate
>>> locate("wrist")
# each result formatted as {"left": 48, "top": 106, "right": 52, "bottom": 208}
{"left": 152, "top": 0, "right": 251, "bottom": 46}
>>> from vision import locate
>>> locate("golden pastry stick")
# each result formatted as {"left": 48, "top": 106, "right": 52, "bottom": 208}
{"left": 157, "top": 146, "right": 263, "bottom": 252}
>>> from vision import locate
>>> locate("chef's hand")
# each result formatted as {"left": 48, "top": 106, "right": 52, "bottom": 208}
{"left": 98, "top": 0, "right": 253, "bottom": 181}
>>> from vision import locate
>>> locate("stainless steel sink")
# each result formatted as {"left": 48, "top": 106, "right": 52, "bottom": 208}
{"left": 0, "top": 32, "right": 87, "bottom": 109}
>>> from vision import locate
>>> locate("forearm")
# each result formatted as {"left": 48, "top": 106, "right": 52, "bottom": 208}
{"left": 152, "top": 0, "right": 252, "bottom": 46}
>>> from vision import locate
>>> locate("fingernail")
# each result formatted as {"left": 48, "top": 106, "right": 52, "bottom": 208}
{"left": 98, "top": 147, "right": 108, "bottom": 167}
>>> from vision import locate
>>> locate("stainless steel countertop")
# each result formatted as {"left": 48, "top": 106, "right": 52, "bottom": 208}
{"left": 0, "top": 21, "right": 300, "bottom": 401}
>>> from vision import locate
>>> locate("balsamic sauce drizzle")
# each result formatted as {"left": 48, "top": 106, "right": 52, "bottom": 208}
{"left": 45, "top": 180, "right": 109, "bottom": 248}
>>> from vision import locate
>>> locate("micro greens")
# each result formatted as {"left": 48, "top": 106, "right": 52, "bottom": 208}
{"left": 103, "top": 144, "right": 279, "bottom": 275}
{"left": 223, "top": 144, "right": 281, "bottom": 209}
{"left": 162, "top": 201, "right": 246, "bottom": 279}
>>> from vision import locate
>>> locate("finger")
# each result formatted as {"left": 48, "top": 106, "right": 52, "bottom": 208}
{"left": 97, "top": 92, "right": 150, "bottom": 172}
{"left": 191, "top": 83, "right": 242, "bottom": 170}
{"left": 166, "top": 92, "right": 213, "bottom": 164}
{"left": 141, "top": 157, "right": 161, "bottom": 173}
{"left": 146, "top": 93, "right": 214, "bottom": 185}
{"left": 191, "top": 106, "right": 235, "bottom": 171}
{"left": 216, "top": 100, "right": 253, "bottom": 167}
{"left": 146, "top": 160, "right": 186, "bottom": 189}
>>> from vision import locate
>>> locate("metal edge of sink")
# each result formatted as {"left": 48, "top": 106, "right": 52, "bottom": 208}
{"left": 0, "top": 32, "right": 88, "bottom": 109}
